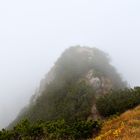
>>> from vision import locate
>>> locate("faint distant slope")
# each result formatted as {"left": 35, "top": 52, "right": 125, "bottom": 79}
{"left": 9, "top": 46, "right": 127, "bottom": 127}
{"left": 95, "top": 105, "right": 140, "bottom": 140}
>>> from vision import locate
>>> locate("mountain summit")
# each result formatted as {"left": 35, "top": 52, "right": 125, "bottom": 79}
{"left": 11, "top": 46, "right": 126, "bottom": 126}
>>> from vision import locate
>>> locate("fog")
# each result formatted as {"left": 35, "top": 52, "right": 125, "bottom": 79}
{"left": 0, "top": 0, "right": 140, "bottom": 128}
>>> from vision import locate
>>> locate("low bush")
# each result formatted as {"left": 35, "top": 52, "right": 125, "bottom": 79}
{"left": 96, "top": 87, "right": 140, "bottom": 117}
{"left": 0, "top": 119, "right": 101, "bottom": 140}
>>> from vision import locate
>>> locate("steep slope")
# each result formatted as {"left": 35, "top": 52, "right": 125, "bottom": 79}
{"left": 95, "top": 105, "right": 140, "bottom": 140}
{"left": 10, "top": 46, "right": 126, "bottom": 126}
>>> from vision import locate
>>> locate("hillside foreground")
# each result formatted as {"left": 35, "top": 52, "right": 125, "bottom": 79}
{"left": 94, "top": 105, "right": 140, "bottom": 140}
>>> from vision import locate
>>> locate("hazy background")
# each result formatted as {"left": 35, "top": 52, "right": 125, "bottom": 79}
{"left": 0, "top": 0, "right": 140, "bottom": 128}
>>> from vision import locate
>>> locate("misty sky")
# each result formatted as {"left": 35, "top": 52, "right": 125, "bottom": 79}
{"left": 0, "top": 0, "right": 140, "bottom": 128}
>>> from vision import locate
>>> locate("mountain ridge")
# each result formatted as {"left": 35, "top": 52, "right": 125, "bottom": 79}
{"left": 9, "top": 46, "right": 127, "bottom": 127}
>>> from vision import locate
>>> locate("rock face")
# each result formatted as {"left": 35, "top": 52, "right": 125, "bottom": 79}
{"left": 35, "top": 46, "right": 125, "bottom": 97}
{"left": 11, "top": 46, "right": 127, "bottom": 126}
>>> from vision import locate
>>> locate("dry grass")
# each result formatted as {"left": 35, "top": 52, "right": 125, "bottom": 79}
{"left": 93, "top": 105, "right": 140, "bottom": 140}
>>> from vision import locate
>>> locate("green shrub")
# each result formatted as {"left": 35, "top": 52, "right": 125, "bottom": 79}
{"left": 0, "top": 119, "right": 101, "bottom": 140}
{"left": 96, "top": 87, "right": 140, "bottom": 117}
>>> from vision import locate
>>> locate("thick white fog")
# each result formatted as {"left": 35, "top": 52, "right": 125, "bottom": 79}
{"left": 0, "top": 0, "right": 140, "bottom": 128}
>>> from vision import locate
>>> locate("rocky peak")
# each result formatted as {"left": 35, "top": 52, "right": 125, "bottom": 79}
{"left": 13, "top": 46, "right": 126, "bottom": 125}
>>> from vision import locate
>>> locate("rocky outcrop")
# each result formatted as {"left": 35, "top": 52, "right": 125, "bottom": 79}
{"left": 11, "top": 46, "right": 126, "bottom": 125}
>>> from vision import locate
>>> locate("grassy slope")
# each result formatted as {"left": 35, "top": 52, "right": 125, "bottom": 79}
{"left": 94, "top": 105, "right": 140, "bottom": 140}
